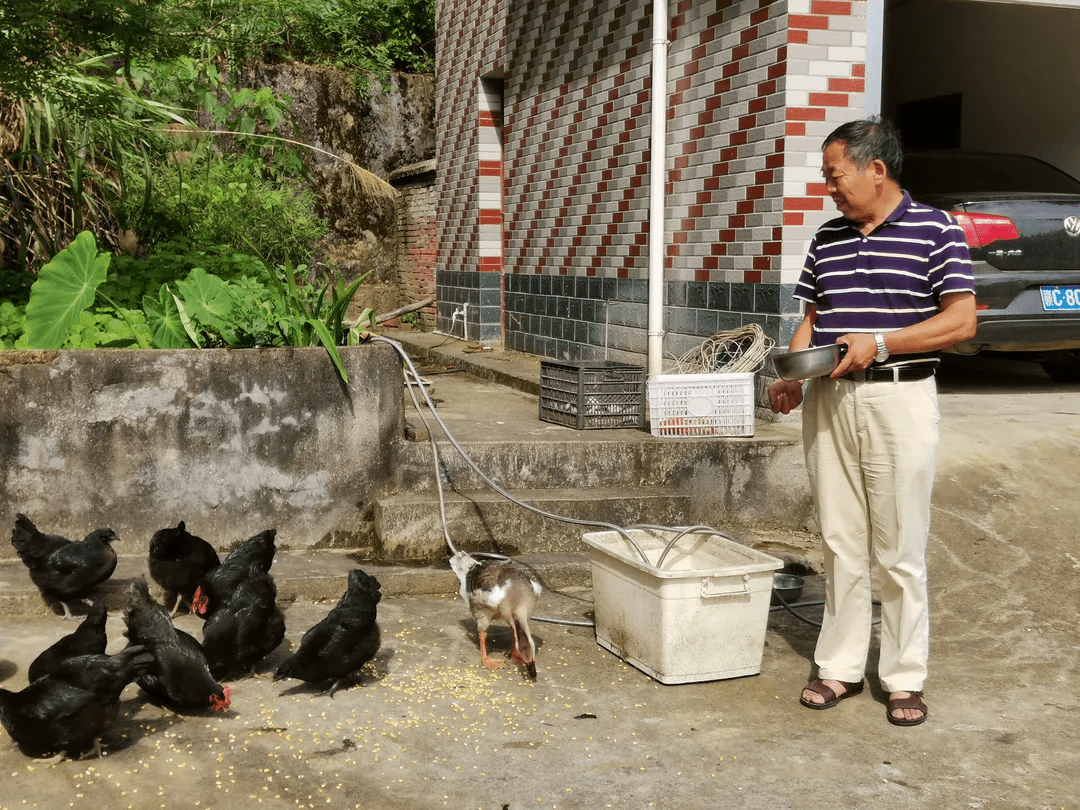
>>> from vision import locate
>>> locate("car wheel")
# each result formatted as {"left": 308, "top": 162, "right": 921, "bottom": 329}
{"left": 1040, "top": 350, "right": 1080, "bottom": 383}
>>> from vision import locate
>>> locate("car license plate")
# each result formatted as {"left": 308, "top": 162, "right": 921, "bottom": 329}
{"left": 1040, "top": 285, "right": 1080, "bottom": 311}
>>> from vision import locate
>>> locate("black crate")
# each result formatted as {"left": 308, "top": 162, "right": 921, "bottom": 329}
{"left": 538, "top": 360, "right": 647, "bottom": 430}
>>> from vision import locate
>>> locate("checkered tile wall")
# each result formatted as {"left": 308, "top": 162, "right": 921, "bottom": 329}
{"left": 436, "top": 0, "right": 870, "bottom": 358}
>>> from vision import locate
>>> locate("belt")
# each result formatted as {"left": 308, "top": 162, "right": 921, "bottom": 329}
{"left": 843, "top": 365, "right": 936, "bottom": 383}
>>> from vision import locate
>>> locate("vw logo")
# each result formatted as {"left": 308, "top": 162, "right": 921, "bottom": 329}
{"left": 1066, "top": 215, "right": 1080, "bottom": 237}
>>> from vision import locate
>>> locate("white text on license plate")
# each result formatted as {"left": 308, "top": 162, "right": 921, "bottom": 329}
{"left": 1040, "top": 285, "right": 1080, "bottom": 311}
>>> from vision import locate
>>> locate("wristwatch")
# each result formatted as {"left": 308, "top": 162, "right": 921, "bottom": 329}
{"left": 873, "top": 332, "right": 890, "bottom": 363}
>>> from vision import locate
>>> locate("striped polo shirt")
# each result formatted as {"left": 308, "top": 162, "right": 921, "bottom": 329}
{"left": 795, "top": 191, "right": 975, "bottom": 353}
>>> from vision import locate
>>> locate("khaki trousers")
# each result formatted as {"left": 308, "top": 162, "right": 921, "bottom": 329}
{"left": 802, "top": 375, "right": 939, "bottom": 693}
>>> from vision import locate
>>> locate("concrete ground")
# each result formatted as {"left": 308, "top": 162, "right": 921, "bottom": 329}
{"left": 1, "top": 343, "right": 1078, "bottom": 809}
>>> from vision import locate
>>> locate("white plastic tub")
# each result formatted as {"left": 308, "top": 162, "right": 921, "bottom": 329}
{"left": 581, "top": 528, "right": 783, "bottom": 684}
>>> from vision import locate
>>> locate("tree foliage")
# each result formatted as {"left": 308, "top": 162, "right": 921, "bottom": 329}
{"left": 1, "top": 0, "right": 428, "bottom": 358}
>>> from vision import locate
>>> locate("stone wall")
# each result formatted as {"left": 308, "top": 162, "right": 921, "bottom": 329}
{"left": 237, "top": 64, "right": 438, "bottom": 321}
{"left": 0, "top": 344, "right": 404, "bottom": 558}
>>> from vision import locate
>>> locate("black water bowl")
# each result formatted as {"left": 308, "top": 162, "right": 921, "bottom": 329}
{"left": 771, "top": 573, "right": 805, "bottom": 606}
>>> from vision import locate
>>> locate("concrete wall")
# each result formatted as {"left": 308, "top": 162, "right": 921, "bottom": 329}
{"left": 0, "top": 344, "right": 404, "bottom": 559}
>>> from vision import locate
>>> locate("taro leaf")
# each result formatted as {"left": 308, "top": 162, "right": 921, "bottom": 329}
{"left": 24, "top": 231, "right": 111, "bottom": 349}
{"left": 144, "top": 284, "right": 196, "bottom": 349}
{"left": 175, "top": 267, "right": 237, "bottom": 344}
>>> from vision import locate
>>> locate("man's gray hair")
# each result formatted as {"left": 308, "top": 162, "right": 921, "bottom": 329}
{"left": 823, "top": 117, "right": 903, "bottom": 181}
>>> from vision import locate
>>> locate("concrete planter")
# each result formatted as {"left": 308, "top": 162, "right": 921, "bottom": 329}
{"left": 0, "top": 344, "right": 403, "bottom": 558}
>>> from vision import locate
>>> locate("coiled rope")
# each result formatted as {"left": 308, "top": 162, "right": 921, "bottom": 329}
{"left": 667, "top": 323, "right": 775, "bottom": 375}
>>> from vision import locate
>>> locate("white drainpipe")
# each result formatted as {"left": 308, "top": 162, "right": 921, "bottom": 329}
{"left": 647, "top": 0, "right": 669, "bottom": 378}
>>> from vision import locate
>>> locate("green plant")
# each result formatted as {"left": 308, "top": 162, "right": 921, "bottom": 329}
{"left": 14, "top": 230, "right": 376, "bottom": 382}
{"left": 125, "top": 152, "right": 328, "bottom": 265}
{"left": 0, "top": 301, "right": 25, "bottom": 348}
{"left": 21, "top": 230, "right": 149, "bottom": 349}
{"left": 1, "top": 58, "right": 185, "bottom": 273}
{"left": 252, "top": 260, "right": 375, "bottom": 382}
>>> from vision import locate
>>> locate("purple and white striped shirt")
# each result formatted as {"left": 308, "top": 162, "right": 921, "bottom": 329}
{"left": 795, "top": 192, "right": 975, "bottom": 352}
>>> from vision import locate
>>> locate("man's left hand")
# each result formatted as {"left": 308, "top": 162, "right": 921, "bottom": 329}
{"left": 831, "top": 333, "right": 878, "bottom": 378}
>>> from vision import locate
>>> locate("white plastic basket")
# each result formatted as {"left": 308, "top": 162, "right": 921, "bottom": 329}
{"left": 647, "top": 372, "right": 755, "bottom": 438}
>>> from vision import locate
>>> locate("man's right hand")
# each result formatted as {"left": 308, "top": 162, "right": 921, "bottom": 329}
{"left": 768, "top": 379, "right": 805, "bottom": 414}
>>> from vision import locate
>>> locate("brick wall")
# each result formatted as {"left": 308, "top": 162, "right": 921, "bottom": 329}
{"left": 390, "top": 161, "right": 439, "bottom": 330}
{"left": 437, "top": 0, "right": 869, "bottom": 358}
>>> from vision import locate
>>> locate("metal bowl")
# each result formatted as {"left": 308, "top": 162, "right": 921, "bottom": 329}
{"left": 772, "top": 344, "right": 846, "bottom": 380}
{"left": 771, "top": 573, "right": 805, "bottom": 606}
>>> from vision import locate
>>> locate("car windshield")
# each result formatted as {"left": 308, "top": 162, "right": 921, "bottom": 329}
{"left": 902, "top": 152, "right": 1080, "bottom": 196}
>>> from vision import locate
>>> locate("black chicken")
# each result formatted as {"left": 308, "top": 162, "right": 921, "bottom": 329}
{"left": 273, "top": 568, "right": 381, "bottom": 696}
{"left": 191, "top": 529, "right": 277, "bottom": 620}
{"left": 0, "top": 645, "right": 155, "bottom": 759}
{"left": 11, "top": 514, "right": 118, "bottom": 619}
{"left": 27, "top": 601, "right": 109, "bottom": 683}
{"left": 148, "top": 521, "right": 221, "bottom": 616}
{"left": 123, "top": 578, "right": 231, "bottom": 713}
{"left": 200, "top": 564, "right": 286, "bottom": 680}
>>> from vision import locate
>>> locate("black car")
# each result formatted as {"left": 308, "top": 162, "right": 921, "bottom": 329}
{"left": 903, "top": 150, "right": 1080, "bottom": 382}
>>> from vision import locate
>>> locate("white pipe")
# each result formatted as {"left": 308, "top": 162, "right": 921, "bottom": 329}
{"left": 864, "top": 0, "right": 884, "bottom": 116}
{"left": 647, "top": 0, "right": 669, "bottom": 378}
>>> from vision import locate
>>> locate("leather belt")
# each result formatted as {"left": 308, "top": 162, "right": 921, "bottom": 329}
{"left": 843, "top": 365, "right": 937, "bottom": 383}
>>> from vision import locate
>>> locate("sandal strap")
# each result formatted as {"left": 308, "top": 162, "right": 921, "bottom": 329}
{"left": 806, "top": 679, "right": 861, "bottom": 702}
{"left": 889, "top": 692, "right": 926, "bottom": 711}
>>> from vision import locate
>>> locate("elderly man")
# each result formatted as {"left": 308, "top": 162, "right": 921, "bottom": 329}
{"left": 769, "top": 118, "right": 977, "bottom": 726}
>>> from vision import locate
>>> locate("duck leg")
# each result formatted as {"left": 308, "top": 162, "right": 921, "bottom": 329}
{"left": 478, "top": 629, "right": 504, "bottom": 670}
{"left": 508, "top": 617, "right": 538, "bottom": 679}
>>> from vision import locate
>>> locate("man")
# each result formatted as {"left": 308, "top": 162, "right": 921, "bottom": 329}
{"left": 769, "top": 118, "right": 977, "bottom": 726}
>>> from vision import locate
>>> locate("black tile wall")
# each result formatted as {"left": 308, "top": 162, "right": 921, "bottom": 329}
{"left": 449, "top": 274, "right": 789, "bottom": 361}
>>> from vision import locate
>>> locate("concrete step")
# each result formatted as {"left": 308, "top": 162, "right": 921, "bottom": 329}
{"left": 0, "top": 525, "right": 820, "bottom": 620}
{"left": 0, "top": 551, "right": 593, "bottom": 619}
{"left": 391, "top": 434, "right": 798, "bottom": 492}
{"left": 372, "top": 486, "right": 691, "bottom": 559}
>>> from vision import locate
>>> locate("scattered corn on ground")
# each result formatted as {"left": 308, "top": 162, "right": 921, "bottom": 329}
{"left": 0, "top": 586, "right": 1074, "bottom": 809}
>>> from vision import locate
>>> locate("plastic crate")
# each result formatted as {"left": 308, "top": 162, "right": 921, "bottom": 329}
{"left": 647, "top": 372, "right": 755, "bottom": 438}
{"left": 539, "top": 360, "right": 646, "bottom": 430}
{"left": 581, "top": 527, "right": 783, "bottom": 683}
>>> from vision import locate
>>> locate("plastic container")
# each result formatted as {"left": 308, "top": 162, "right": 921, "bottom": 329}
{"left": 581, "top": 527, "right": 783, "bottom": 683}
{"left": 539, "top": 360, "right": 646, "bottom": 430}
{"left": 647, "top": 372, "right": 755, "bottom": 438}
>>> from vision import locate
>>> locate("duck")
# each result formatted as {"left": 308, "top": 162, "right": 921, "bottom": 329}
{"left": 449, "top": 551, "right": 541, "bottom": 679}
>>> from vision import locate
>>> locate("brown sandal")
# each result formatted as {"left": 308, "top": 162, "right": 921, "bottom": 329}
{"left": 887, "top": 691, "right": 928, "bottom": 726}
{"left": 799, "top": 678, "right": 864, "bottom": 710}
